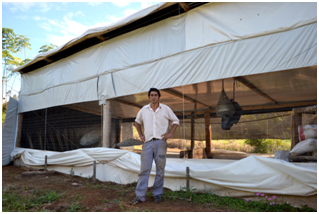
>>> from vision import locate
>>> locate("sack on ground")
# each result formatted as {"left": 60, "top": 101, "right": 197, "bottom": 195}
{"left": 290, "top": 138, "right": 317, "bottom": 154}
{"left": 298, "top": 124, "right": 317, "bottom": 141}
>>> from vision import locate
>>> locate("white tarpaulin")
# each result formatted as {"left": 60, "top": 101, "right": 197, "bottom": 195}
{"left": 17, "top": 2, "right": 317, "bottom": 113}
{"left": 11, "top": 147, "right": 317, "bottom": 196}
{"left": 2, "top": 97, "right": 18, "bottom": 165}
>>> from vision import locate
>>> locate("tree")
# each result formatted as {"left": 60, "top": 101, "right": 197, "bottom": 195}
{"left": 39, "top": 43, "right": 58, "bottom": 53}
{"left": 2, "top": 28, "right": 31, "bottom": 104}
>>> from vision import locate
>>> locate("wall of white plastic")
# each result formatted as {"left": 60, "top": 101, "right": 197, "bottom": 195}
{"left": 18, "top": 2, "right": 317, "bottom": 113}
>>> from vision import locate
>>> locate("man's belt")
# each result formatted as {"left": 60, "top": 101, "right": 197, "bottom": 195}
{"left": 150, "top": 138, "right": 160, "bottom": 141}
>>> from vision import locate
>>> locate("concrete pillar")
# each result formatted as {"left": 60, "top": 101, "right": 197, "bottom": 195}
{"left": 103, "top": 100, "right": 111, "bottom": 147}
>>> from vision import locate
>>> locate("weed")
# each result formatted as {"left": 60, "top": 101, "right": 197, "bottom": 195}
{"left": 34, "top": 191, "right": 61, "bottom": 204}
{"left": 73, "top": 193, "right": 85, "bottom": 201}
{"left": 163, "top": 186, "right": 196, "bottom": 201}
{"left": 118, "top": 201, "right": 125, "bottom": 211}
{"left": 85, "top": 182, "right": 91, "bottom": 187}
{"left": 94, "top": 183, "right": 103, "bottom": 189}
{"left": 146, "top": 191, "right": 153, "bottom": 198}
{"left": 2, "top": 189, "right": 61, "bottom": 212}
{"left": 118, "top": 191, "right": 127, "bottom": 196}
{"left": 106, "top": 185, "right": 120, "bottom": 189}
{"left": 162, "top": 189, "right": 316, "bottom": 212}
{"left": 68, "top": 202, "right": 81, "bottom": 212}
{"left": 103, "top": 199, "right": 109, "bottom": 203}
{"left": 69, "top": 166, "right": 75, "bottom": 177}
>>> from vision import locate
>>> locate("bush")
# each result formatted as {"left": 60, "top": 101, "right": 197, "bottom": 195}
{"left": 244, "top": 139, "right": 290, "bottom": 154}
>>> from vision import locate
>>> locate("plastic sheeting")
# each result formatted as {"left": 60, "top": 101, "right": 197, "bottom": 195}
{"left": 17, "top": 2, "right": 317, "bottom": 113}
{"left": 2, "top": 97, "right": 18, "bottom": 165}
{"left": 11, "top": 147, "right": 316, "bottom": 196}
{"left": 185, "top": 2, "right": 317, "bottom": 50}
{"left": 13, "top": 2, "right": 171, "bottom": 73}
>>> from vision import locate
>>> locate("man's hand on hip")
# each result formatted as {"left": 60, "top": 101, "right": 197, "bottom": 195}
{"left": 139, "top": 134, "right": 145, "bottom": 143}
{"left": 161, "top": 133, "right": 172, "bottom": 141}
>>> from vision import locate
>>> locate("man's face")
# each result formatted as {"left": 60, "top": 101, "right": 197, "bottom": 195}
{"left": 149, "top": 91, "right": 160, "bottom": 104}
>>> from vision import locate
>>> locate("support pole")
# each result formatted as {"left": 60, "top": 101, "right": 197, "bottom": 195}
{"left": 190, "top": 85, "right": 198, "bottom": 158}
{"left": 44, "top": 155, "right": 47, "bottom": 171}
{"left": 186, "top": 167, "right": 190, "bottom": 191}
{"left": 190, "top": 112, "right": 195, "bottom": 158}
{"left": 103, "top": 101, "right": 111, "bottom": 148}
{"left": 44, "top": 108, "right": 47, "bottom": 150}
{"left": 119, "top": 119, "right": 123, "bottom": 143}
{"left": 93, "top": 161, "right": 96, "bottom": 182}
{"left": 291, "top": 110, "right": 302, "bottom": 150}
{"left": 204, "top": 112, "right": 212, "bottom": 158}
{"left": 15, "top": 113, "right": 24, "bottom": 148}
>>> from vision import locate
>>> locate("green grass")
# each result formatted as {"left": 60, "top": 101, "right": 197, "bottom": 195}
{"left": 162, "top": 187, "right": 316, "bottom": 212}
{"left": 2, "top": 189, "right": 62, "bottom": 212}
{"left": 68, "top": 202, "right": 81, "bottom": 212}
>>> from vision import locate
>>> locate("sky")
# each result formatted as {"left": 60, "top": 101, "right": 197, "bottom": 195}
{"left": 2, "top": 1, "right": 160, "bottom": 100}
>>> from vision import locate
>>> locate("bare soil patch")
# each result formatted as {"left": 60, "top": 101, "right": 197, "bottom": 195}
{"left": 2, "top": 166, "right": 230, "bottom": 212}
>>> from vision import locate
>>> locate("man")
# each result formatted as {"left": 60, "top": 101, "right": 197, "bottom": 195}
{"left": 130, "top": 88, "right": 179, "bottom": 204}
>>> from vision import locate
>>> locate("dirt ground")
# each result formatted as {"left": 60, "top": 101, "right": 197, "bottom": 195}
{"left": 2, "top": 166, "right": 232, "bottom": 212}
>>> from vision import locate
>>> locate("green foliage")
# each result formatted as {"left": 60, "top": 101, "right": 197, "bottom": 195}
{"left": 245, "top": 139, "right": 272, "bottom": 153}
{"left": 163, "top": 186, "right": 197, "bottom": 201}
{"left": 39, "top": 44, "right": 58, "bottom": 53}
{"left": 68, "top": 202, "right": 81, "bottom": 212}
{"left": 118, "top": 191, "right": 127, "bottom": 196}
{"left": 34, "top": 191, "right": 61, "bottom": 204}
{"left": 2, "top": 102, "right": 7, "bottom": 123}
{"left": 69, "top": 165, "right": 75, "bottom": 176}
{"left": 244, "top": 139, "right": 290, "bottom": 154}
{"left": 163, "top": 188, "right": 316, "bottom": 212}
{"left": 2, "top": 189, "right": 62, "bottom": 212}
{"left": 2, "top": 28, "right": 31, "bottom": 76}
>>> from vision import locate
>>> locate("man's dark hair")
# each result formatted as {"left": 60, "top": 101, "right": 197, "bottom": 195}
{"left": 148, "top": 88, "right": 161, "bottom": 97}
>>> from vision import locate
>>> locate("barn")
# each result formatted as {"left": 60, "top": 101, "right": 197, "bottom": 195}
{"left": 2, "top": 2, "right": 317, "bottom": 208}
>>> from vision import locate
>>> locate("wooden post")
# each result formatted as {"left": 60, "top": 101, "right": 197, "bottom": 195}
{"left": 190, "top": 112, "right": 195, "bottom": 158}
{"left": 291, "top": 110, "right": 302, "bottom": 150}
{"left": 190, "top": 85, "right": 198, "bottom": 158}
{"left": 204, "top": 112, "right": 212, "bottom": 158}
{"left": 103, "top": 101, "right": 111, "bottom": 148}
{"left": 93, "top": 161, "right": 96, "bottom": 182}
{"left": 15, "top": 113, "right": 23, "bottom": 148}
{"left": 44, "top": 155, "right": 47, "bottom": 171}
{"left": 119, "top": 119, "right": 123, "bottom": 143}
{"left": 186, "top": 167, "right": 190, "bottom": 191}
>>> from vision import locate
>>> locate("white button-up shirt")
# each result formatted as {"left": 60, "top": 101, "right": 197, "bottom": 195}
{"left": 135, "top": 103, "right": 179, "bottom": 142}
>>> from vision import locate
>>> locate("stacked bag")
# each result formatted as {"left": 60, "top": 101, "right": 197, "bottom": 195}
{"left": 290, "top": 124, "right": 317, "bottom": 155}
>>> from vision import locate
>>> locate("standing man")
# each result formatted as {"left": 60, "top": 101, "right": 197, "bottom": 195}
{"left": 130, "top": 88, "right": 179, "bottom": 204}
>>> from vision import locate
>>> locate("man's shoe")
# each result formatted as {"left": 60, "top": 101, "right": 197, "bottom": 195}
{"left": 130, "top": 197, "right": 142, "bottom": 205}
{"left": 154, "top": 195, "right": 161, "bottom": 203}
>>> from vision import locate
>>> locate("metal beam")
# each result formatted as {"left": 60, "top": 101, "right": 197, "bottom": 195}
{"left": 163, "top": 88, "right": 213, "bottom": 109}
{"left": 65, "top": 105, "right": 102, "bottom": 116}
{"left": 97, "top": 35, "right": 109, "bottom": 42}
{"left": 181, "top": 100, "right": 317, "bottom": 116}
{"left": 179, "top": 2, "right": 190, "bottom": 12}
{"left": 235, "top": 76, "right": 277, "bottom": 104}
{"left": 113, "top": 98, "right": 143, "bottom": 109}
{"left": 44, "top": 58, "right": 53, "bottom": 63}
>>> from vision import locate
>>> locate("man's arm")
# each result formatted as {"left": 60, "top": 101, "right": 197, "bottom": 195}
{"left": 161, "top": 124, "right": 178, "bottom": 141}
{"left": 135, "top": 121, "right": 145, "bottom": 142}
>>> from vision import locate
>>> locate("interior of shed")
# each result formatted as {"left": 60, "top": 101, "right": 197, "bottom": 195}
{"left": 16, "top": 65, "right": 317, "bottom": 160}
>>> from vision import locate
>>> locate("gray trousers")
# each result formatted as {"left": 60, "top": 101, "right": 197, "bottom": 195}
{"left": 135, "top": 139, "right": 167, "bottom": 202}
